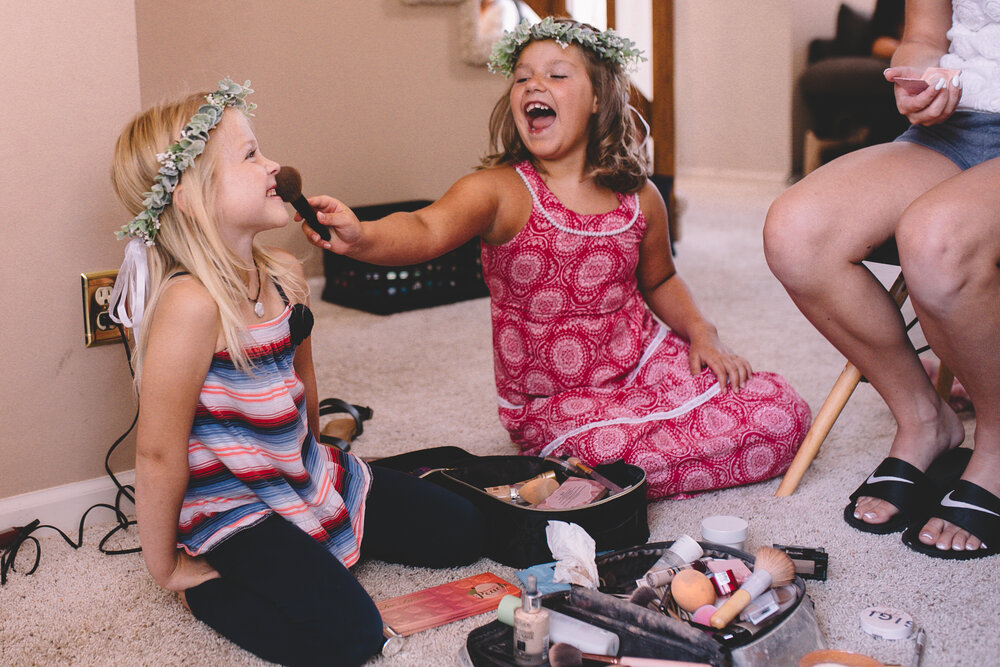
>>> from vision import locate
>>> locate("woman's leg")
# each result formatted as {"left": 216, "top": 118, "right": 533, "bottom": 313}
{"left": 763, "top": 141, "right": 965, "bottom": 526}
{"left": 184, "top": 514, "right": 384, "bottom": 667}
{"left": 898, "top": 156, "right": 1000, "bottom": 551}
{"left": 361, "top": 465, "right": 487, "bottom": 567}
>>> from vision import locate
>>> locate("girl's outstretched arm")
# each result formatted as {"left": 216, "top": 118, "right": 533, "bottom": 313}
{"left": 636, "top": 184, "right": 752, "bottom": 392}
{"left": 300, "top": 169, "right": 513, "bottom": 265}
{"left": 135, "top": 277, "right": 221, "bottom": 592}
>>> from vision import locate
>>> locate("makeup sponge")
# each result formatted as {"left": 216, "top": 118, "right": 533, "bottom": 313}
{"left": 670, "top": 569, "right": 717, "bottom": 613}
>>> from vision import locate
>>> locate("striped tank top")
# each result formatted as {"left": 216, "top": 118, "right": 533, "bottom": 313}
{"left": 177, "top": 303, "right": 371, "bottom": 567}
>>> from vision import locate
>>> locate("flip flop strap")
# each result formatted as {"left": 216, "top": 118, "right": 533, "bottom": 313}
{"left": 933, "top": 480, "right": 1000, "bottom": 545}
{"left": 318, "top": 398, "right": 373, "bottom": 438}
{"left": 849, "top": 457, "right": 932, "bottom": 511}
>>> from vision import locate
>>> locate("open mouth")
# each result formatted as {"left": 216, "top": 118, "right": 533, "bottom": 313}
{"left": 525, "top": 102, "right": 556, "bottom": 132}
{"left": 267, "top": 187, "right": 278, "bottom": 198}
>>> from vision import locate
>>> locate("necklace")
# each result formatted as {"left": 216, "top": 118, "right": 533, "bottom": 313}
{"left": 248, "top": 261, "right": 264, "bottom": 318}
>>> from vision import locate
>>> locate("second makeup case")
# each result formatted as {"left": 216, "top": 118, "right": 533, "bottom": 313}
{"left": 370, "top": 446, "right": 649, "bottom": 568}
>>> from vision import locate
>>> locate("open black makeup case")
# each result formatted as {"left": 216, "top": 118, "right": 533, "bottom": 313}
{"left": 369, "top": 446, "right": 648, "bottom": 568}
{"left": 460, "top": 541, "right": 824, "bottom": 667}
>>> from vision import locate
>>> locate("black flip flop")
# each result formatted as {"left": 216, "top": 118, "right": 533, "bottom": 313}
{"left": 901, "top": 479, "right": 1000, "bottom": 560}
{"left": 843, "top": 447, "right": 972, "bottom": 535}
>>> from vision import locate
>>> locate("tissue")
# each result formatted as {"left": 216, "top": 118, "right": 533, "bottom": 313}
{"left": 545, "top": 520, "right": 599, "bottom": 588}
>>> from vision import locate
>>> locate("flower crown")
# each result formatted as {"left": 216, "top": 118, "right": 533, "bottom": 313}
{"left": 488, "top": 17, "right": 645, "bottom": 78}
{"left": 116, "top": 77, "right": 256, "bottom": 246}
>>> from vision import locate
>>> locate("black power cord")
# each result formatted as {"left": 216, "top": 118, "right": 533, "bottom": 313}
{"left": 1, "top": 324, "right": 140, "bottom": 585}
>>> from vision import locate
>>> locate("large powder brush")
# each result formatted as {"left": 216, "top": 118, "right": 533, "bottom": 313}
{"left": 709, "top": 546, "right": 795, "bottom": 629}
{"left": 548, "top": 642, "right": 711, "bottom": 666}
{"left": 275, "top": 166, "right": 329, "bottom": 241}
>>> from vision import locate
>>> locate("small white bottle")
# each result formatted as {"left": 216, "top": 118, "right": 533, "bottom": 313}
{"left": 643, "top": 534, "right": 704, "bottom": 587}
{"left": 513, "top": 575, "right": 549, "bottom": 666}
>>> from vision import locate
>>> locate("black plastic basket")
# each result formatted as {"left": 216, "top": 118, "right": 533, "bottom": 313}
{"left": 321, "top": 200, "right": 489, "bottom": 315}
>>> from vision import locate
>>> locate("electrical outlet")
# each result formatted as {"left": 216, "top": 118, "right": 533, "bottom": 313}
{"left": 82, "top": 270, "right": 126, "bottom": 347}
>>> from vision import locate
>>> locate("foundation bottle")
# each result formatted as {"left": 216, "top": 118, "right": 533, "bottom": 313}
{"left": 513, "top": 574, "right": 549, "bottom": 666}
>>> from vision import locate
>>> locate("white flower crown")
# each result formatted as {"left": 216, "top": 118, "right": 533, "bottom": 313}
{"left": 488, "top": 17, "right": 645, "bottom": 78}
{"left": 116, "top": 77, "right": 256, "bottom": 246}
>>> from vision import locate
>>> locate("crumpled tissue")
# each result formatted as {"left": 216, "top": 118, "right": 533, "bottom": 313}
{"left": 545, "top": 520, "right": 599, "bottom": 588}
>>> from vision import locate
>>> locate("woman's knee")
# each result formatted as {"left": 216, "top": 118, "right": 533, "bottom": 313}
{"left": 762, "top": 188, "right": 835, "bottom": 287}
{"left": 897, "top": 202, "right": 977, "bottom": 306}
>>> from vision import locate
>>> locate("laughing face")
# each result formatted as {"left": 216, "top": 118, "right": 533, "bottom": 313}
{"left": 509, "top": 40, "right": 599, "bottom": 163}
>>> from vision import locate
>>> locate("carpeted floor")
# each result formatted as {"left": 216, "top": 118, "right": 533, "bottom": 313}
{"left": 1, "top": 177, "right": 993, "bottom": 666}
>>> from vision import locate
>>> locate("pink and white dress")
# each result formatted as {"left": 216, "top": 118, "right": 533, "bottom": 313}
{"left": 481, "top": 162, "right": 810, "bottom": 499}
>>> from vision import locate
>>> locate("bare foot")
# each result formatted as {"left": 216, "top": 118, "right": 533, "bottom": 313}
{"left": 852, "top": 398, "right": 965, "bottom": 527}
{"left": 917, "top": 445, "right": 1000, "bottom": 552}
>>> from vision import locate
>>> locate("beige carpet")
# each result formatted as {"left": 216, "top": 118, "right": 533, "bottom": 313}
{"left": 1, "top": 177, "right": 993, "bottom": 667}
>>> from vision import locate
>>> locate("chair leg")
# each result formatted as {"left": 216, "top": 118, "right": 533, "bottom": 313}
{"left": 776, "top": 271, "right": 910, "bottom": 496}
{"left": 775, "top": 361, "right": 863, "bottom": 496}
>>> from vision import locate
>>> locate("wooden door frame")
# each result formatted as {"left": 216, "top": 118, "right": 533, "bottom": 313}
{"left": 520, "top": 0, "right": 674, "bottom": 180}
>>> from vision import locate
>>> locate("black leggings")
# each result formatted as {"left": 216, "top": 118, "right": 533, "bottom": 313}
{"left": 183, "top": 465, "right": 487, "bottom": 667}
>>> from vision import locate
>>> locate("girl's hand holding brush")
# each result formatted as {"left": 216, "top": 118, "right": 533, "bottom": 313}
{"left": 709, "top": 546, "right": 795, "bottom": 629}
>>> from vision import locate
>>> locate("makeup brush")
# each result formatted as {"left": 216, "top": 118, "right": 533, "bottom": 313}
{"left": 548, "top": 642, "right": 711, "bottom": 667}
{"left": 275, "top": 166, "right": 330, "bottom": 241}
{"left": 566, "top": 456, "right": 624, "bottom": 494}
{"left": 709, "top": 546, "right": 795, "bottom": 629}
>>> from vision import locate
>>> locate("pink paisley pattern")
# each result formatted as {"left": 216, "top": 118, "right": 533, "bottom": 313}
{"left": 481, "top": 162, "right": 811, "bottom": 499}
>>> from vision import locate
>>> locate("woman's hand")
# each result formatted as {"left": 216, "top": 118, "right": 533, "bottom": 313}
{"left": 687, "top": 326, "right": 753, "bottom": 393}
{"left": 159, "top": 551, "right": 220, "bottom": 593}
{"left": 297, "top": 195, "right": 362, "bottom": 253}
{"left": 885, "top": 66, "right": 962, "bottom": 126}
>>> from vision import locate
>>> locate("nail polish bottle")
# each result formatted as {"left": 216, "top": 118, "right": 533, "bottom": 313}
{"left": 513, "top": 575, "right": 549, "bottom": 666}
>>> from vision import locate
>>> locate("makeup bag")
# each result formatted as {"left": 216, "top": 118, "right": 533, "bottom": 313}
{"left": 369, "top": 446, "right": 648, "bottom": 568}
{"left": 460, "top": 541, "right": 824, "bottom": 667}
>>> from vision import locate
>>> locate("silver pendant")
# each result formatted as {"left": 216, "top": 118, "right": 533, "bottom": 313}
{"left": 254, "top": 301, "right": 265, "bottom": 318}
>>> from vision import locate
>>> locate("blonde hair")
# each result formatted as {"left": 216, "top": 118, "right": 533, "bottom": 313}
{"left": 111, "top": 93, "right": 306, "bottom": 387}
{"left": 480, "top": 19, "right": 650, "bottom": 193}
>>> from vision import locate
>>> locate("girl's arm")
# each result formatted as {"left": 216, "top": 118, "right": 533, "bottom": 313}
{"left": 135, "top": 278, "right": 221, "bottom": 591}
{"left": 301, "top": 168, "right": 522, "bottom": 265}
{"left": 636, "top": 184, "right": 751, "bottom": 392}
{"left": 884, "top": 0, "right": 959, "bottom": 125}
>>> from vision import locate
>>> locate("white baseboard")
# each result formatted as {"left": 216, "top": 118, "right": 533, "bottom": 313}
{"left": 0, "top": 470, "right": 135, "bottom": 535}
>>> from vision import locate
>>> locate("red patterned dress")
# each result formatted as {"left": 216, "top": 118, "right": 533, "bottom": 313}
{"left": 481, "top": 162, "right": 810, "bottom": 499}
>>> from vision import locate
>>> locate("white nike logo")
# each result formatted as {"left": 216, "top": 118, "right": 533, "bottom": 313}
{"left": 941, "top": 491, "right": 1000, "bottom": 517}
{"left": 867, "top": 474, "right": 914, "bottom": 485}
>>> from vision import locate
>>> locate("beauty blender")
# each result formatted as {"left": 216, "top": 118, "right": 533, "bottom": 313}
{"left": 669, "top": 569, "right": 716, "bottom": 613}
{"left": 275, "top": 166, "right": 329, "bottom": 241}
{"left": 710, "top": 546, "right": 795, "bottom": 629}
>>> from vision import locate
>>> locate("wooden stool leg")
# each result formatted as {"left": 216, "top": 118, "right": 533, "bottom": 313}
{"left": 775, "top": 361, "right": 864, "bottom": 496}
{"left": 934, "top": 364, "right": 955, "bottom": 402}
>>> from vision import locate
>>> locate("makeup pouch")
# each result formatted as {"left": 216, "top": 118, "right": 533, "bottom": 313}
{"left": 369, "top": 446, "right": 648, "bottom": 569}
{"left": 461, "top": 542, "right": 824, "bottom": 667}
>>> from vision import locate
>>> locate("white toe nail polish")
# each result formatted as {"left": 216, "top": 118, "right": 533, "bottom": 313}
{"left": 921, "top": 532, "right": 933, "bottom": 541}
{"left": 864, "top": 512, "right": 877, "bottom": 520}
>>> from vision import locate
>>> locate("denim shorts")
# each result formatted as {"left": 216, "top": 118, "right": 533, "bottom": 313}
{"left": 894, "top": 110, "right": 1000, "bottom": 170}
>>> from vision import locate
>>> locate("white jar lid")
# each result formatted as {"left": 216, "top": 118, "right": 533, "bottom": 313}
{"left": 668, "top": 533, "right": 704, "bottom": 563}
{"left": 859, "top": 605, "right": 914, "bottom": 640}
{"left": 700, "top": 515, "right": 748, "bottom": 545}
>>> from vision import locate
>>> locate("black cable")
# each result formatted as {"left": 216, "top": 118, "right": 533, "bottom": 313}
{"left": 0, "top": 324, "right": 141, "bottom": 585}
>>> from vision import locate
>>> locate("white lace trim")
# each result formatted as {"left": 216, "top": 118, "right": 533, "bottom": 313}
{"left": 515, "top": 164, "right": 639, "bottom": 237}
{"left": 537, "top": 382, "right": 722, "bottom": 458}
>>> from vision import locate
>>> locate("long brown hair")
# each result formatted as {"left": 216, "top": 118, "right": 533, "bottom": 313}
{"left": 480, "top": 19, "right": 650, "bottom": 193}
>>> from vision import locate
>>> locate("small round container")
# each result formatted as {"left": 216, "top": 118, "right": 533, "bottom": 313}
{"left": 700, "top": 515, "right": 748, "bottom": 551}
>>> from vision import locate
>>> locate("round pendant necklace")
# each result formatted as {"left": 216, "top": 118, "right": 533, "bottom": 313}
{"left": 248, "top": 261, "right": 264, "bottom": 318}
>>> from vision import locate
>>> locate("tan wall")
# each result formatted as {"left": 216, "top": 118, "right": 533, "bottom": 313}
{"left": 1, "top": 0, "right": 858, "bottom": 501}
{"left": 0, "top": 1, "right": 141, "bottom": 499}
